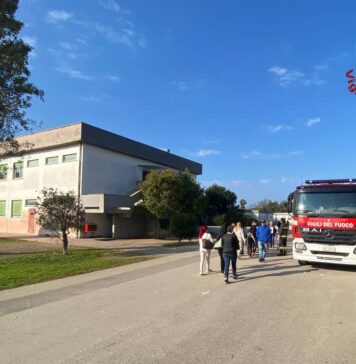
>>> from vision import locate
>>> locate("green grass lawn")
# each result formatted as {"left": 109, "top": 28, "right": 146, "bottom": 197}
{"left": 0, "top": 249, "right": 153, "bottom": 291}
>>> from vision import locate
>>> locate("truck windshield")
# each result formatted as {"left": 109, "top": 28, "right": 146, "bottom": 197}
{"left": 297, "top": 191, "right": 356, "bottom": 216}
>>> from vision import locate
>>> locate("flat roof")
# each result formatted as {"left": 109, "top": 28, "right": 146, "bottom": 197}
{"left": 15, "top": 122, "right": 202, "bottom": 175}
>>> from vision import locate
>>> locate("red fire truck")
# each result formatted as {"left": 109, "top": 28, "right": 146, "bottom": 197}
{"left": 289, "top": 179, "right": 356, "bottom": 265}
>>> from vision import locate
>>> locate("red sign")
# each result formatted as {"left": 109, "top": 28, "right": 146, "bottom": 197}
{"left": 346, "top": 69, "right": 356, "bottom": 94}
{"left": 298, "top": 217, "right": 356, "bottom": 230}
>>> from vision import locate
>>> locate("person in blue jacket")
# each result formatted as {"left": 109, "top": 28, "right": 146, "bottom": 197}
{"left": 256, "top": 220, "right": 271, "bottom": 262}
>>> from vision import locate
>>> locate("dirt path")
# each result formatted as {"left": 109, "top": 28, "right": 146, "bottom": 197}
{"left": 0, "top": 240, "right": 62, "bottom": 256}
{"left": 0, "top": 236, "right": 198, "bottom": 257}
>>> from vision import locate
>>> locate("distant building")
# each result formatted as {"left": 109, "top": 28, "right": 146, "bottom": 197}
{"left": 0, "top": 123, "right": 202, "bottom": 238}
{"left": 251, "top": 210, "right": 291, "bottom": 223}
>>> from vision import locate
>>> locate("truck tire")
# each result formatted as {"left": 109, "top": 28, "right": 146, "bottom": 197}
{"left": 298, "top": 260, "right": 308, "bottom": 265}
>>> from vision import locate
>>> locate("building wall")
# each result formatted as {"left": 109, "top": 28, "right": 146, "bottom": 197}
{"left": 81, "top": 144, "right": 170, "bottom": 195}
{"left": 81, "top": 213, "right": 112, "bottom": 238}
{"left": 113, "top": 215, "right": 159, "bottom": 239}
{"left": 0, "top": 144, "right": 80, "bottom": 234}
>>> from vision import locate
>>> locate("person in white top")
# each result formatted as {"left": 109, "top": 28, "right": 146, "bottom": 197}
{"left": 198, "top": 225, "right": 214, "bottom": 275}
{"left": 233, "top": 222, "right": 246, "bottom": 256}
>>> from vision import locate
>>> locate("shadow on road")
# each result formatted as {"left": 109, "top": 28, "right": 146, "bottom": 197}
{"left": 118, "top": 244, "right": 198, "bottom": 256}
{"left": 309, "top": 262, "right": 356, "bottom": 272}
{"left": 236, "top": 266, "right": 318, "bottom": 282}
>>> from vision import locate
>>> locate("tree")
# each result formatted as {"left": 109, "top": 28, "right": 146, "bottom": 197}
{"left": 0, "top": 0, "right": 44, "bottom": 153}
{"left": 252, "top": 199, "right": 288, "bottom": 213}
{"left": 239, "top": 199, "right": 247, "bottom": 209}
{"left": 36, "top": 188, "right": 85, "bottom": 255}
{"left": 204, "top": 184, "right": 237, "bottom": 222}
{"left": 170, "top": 212, "right": 199, "bottom": 242}
{"left": 140, "top": 169, "right": 205, "bottom": 241}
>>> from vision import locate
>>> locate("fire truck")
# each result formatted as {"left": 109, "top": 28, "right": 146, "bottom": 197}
{"left": 288, "top": 179, "right": 356, "bottom": 266}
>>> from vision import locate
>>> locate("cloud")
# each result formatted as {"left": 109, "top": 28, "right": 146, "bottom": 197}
{"left": 123, "top": 28, "right": 135, "bottom": 37}
{"left": 22, "top": 36, "right": 37, "bottom": 48}
{"left": 138, "top": 37, "right": 147, "bottom": 48}
{"left": 80, "top": 95, "right": 104, "bottom": 102}
{"left": 259, "top": 179, "right": 271, "bottom": 184}
{"left": 56, "top": 65, "right": 94, "bottom": 80}
{"left": 289, "top": 150, "right": 304, "bottom": 156}
{"left": 99, "top": 0, "right": 121, "bottom": 12}
{"left": 269, "top": 66, "right": 326, "bottom": 88}
{"left": 203, "top": 139, "right": 220, "bottom": 145}
{"left": 58, "top": 41, "right": 76, "bottom": 51}
{"left": 268, "top": 66, "right": 287, "bottom": 76}
{"left": 107, "top": 75, "right": 121, "bottom": 82}
{"left": 193, "top": 149, "right": 221, "bottom": 157}
{"left": 281, "top": 177, "right": 294, "bottom": 183}
{"left": 314, "top": 64, "right": 329, "bottom": 71}
{"left": 46, "top": 10, "right": 73, "bottom": 23}
{"left": 172, "top": 78, "right": 207, "bottom": 91}
{"left": 267, "top": 124, "right": 294, "bottom": 134}
{"left": 241, "top": 151, "right": 262, "bottom": 159}
{"left": 306, "top": 117, "right": 321, "bottom": 127}
{"left": 302, "top": 77, "right": 326, "bottom": 86}
{"left": 269, "top": 66, "right": 304, "bottom": 87}
{"left": 230, "top": 180, "right": 244, "bottom": 187}
{"left": 241, "top": 151, "right": 280, "bottom": 159}
{"left": 51, "top": 9, "right": 147, "bottom": 51}
{"left": 172, "top": 80, "right": 188, "bottom": 91}
{"left": 73, "top": 19, "right": 141, "bottom": 50}
{"left": 200, "top": 180, "right": 221, "bottom": 188}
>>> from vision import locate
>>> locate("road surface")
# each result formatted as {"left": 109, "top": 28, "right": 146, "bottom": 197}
{"left": 1, "top": 247, "right": 356, "bottom": 363}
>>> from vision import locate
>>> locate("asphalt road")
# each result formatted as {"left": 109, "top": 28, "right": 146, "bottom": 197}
{"left": 1, "top": 246, "right": 356, "bottom": 364}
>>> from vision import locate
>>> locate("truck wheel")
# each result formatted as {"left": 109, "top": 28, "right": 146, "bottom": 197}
{"left": 298, "top": 260, "right": 308, "bottom": 265}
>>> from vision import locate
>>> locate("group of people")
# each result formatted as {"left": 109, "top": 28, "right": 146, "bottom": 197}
{"left": 198, "top": 218, "right": 290, "bottom": 284}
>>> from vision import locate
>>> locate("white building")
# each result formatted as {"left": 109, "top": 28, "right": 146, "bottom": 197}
{"left": 0, "top": 123, "right": 202, "bottom": 238}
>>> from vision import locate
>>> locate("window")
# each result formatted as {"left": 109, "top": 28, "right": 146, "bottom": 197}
{"left": 0, "top": 165, "right": 8, "bottom": 181}
{"left": 25, "top": 199, "right": 37, "bottom": 207}
{"left": 46, "top": 156, "right": 59, "bottom": 165}
{"left": 0, "top": 201, "right": 6, "bottom": 217}
{"left": 13, "top": 162, "right": 23, "bottom": 179}
{"left": 63, "top": 153, "right": 77, "bottom": 163}
{"left": 11, "top": 200, "right": 22, "bottom": 217}
{"left": 27, "top": 159, "right": 39, "bottom": 167}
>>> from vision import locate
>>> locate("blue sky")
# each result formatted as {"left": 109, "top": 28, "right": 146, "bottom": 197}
{"left": 18, "top": 0, "right": 356, "bottom": 205}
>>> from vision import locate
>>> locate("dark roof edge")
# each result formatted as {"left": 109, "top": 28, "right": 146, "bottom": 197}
{"left": 81, "top": 123, "right": 202, "bottom": 175}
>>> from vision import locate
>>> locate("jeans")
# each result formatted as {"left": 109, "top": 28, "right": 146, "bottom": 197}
{"left": 218, "top": 248, "right": 225, "bottom": 273}
{"left": 258, "top": 241, "right": 267, "bottom": 260}
{"left": 247, "top": 243, "right": 253, "bottom": 257}
{"left": 270, "top": 235, "right": 275, "bottom": 247}
{"left": 223, "top": 252, "right": 237, "bottom": 278}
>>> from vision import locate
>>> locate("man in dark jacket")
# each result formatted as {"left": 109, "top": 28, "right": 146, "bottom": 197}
{"left": 221, "top": 225, "right": 239, "bottom": 283}
{"left": 256, "top": 220, "right": 271, "bottom": 262}
{"left": 216, "top": 224, "right": 228, "bottom": 274}
{"left": 250, "top": 221, "right": 258, "bottom": 254}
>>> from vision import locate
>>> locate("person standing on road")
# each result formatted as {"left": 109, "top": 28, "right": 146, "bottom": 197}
{"left": 246, "top": 231, "right": 256, "bottom": 258}
{"left": 278, "top": 218, "right": 289, "bottom": 256}
{"left": 234, "top": 222, "right": 246, "bottom": 256}
{"left": 198, "top": 226, "right": 214, "bottom": 275}
{"left": 250, "top": 221, "right": 258, "bottom": 254}
{"left": 221, "top": 224, "right": 239, "bottom": 283}
{"left": 217, "top": 223, "right": 227, "bottom": 274}
{"left": 256, "top": 220, "right": 271, "bottom": 262}
{"left": 269, "top": 221, "right": 276, "bottom": 248}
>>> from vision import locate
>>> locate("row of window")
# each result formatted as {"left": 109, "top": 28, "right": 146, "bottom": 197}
{"left": 0, "top": 199, "right": 37, "bottom": 217}
{"left": 0, "top": 153, "right": 77, "bottom": 181}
